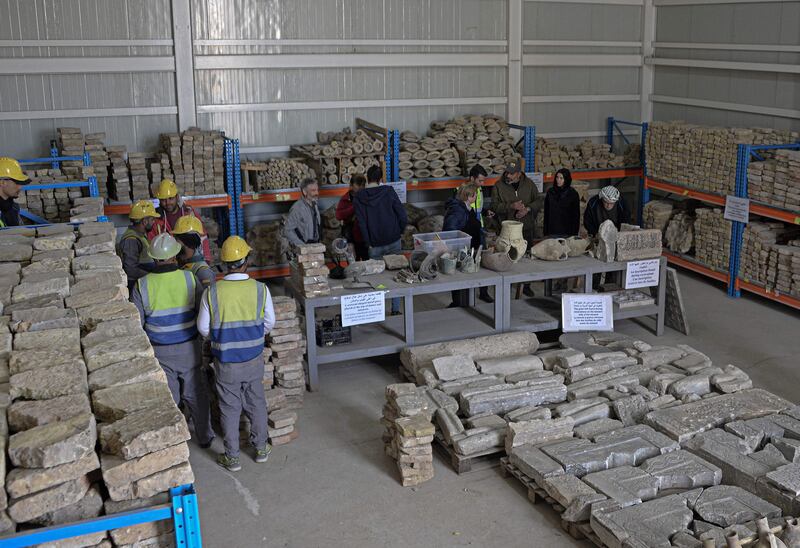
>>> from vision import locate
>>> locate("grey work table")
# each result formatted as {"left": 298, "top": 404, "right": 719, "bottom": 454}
{"left": 288, "top": 255, "right": 666, "bottom": 391}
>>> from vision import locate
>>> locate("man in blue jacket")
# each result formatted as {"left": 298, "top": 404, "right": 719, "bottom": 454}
{"left": 354, "top": 165, "right": 407, "bottom": 315}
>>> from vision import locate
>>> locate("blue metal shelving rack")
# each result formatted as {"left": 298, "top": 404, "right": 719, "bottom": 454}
{"left": 17, "top": 149, "right": 105, "bottom": 224}
{"left": 0, "top": 484, "right": 201, "bottom": 548}
{"left": 387, "top": 128, "right": 400, "bottom": 183}
{"left": 607, "top": 116, "right": 648, "bottom": 223}
{"left": 223, "top": 138, "right": 244, "bottom": 237}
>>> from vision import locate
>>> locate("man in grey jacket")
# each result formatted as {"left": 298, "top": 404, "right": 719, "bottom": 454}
{"left": 284, "top": 178, "right": 321, "bottom": 247}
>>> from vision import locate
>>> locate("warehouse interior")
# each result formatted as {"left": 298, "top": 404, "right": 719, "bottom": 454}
{"left": 1, "top": 0, "right": 800, "bottom": 547}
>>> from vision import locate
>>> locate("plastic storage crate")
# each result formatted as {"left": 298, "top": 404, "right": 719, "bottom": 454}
{"left": 413, "top": 230, "right": 471, "bottom": 255}
{"left": 315, "top": 316, "right": 352, "bottom": 347}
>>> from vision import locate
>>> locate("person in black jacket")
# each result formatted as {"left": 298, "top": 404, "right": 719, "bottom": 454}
{"left": 354, "top": 166, "right": 407, "bottom": 314}
{"left": 543, "top": 168, "right": 580, "bottom": 237}
{"left": 583, "top": 185, "right": 631, "bottom": 237}
{"left": 443, "top": 184, "right": 492, "bottom": 306}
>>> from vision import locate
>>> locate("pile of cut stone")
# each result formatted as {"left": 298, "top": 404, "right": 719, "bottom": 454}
{"left": 246, "top": 221, "right": 289, "bottom": 267}
{"left": 748, "top": 149, "right": 800, "bottom": 213}
{"left": 292, "top": 128, "right": 384, "bottom": 186}
{"left": 694, "top": 208, "right": 731, "bottom": 273}
{"left": 290, "top": 243, "right": 330, "bottom": 298}
{"left": 158, "top": 129, "right": 225, "bottom": 197}
{"left": 504, "top": 331, "right": 800, "bottom": 547}
{"left": 397, "top": 131, "right": 461, "bottom": 180}
{"left": 645, "top": 121, "right": 797, "bottom": 194}
{"left": 381, "top": 384, "right": 436, "bottom": 486}
{"left": 0, "top": 222, "right": 193, "bottom": 547}
{"left": 266, "top": 296, "right": 306, "bottom": 418}
{"left": 642, "top": 200, "right": 673, "bottom": 237}
{"left": 535, "top": 138, "right": 629, "bottom": 172}
{"left": 16, "top": 170, "right": 81, "bottom": 223}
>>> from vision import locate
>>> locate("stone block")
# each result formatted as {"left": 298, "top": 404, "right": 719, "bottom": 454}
{"left": 542, "top": 473, "right": 598, "bottom": 508}
{"left": 638, "top": 346, "right": 685, "bottom": 367}
{"left": 71, "top": 253, "right": 122, "bottom": 273}
{"left": 33, "top": 234, "right": 75, "bottom": 251}
{"left": 773, "top": 437, "right": 800, "bottom": 463}
{"left": 74, "top": 233, "right": 115, "bottom": 256}
{"left": 766, "top": 463, "right": 800, "bottom": 496}
{"left": 22, "top": 258, "right": 70, "bottom": 277}
{"left": 7, "top": 475, "right": 90, "bottom": 524}
{"left": 36, "top": 224, "right": 74, "bottom": 237}
{"left": 100, "top": 405, "right": 190, "bottom": 460}
{"left": 8, "top": 348, "right": 84, "bottom": 375}
{"left": 71, "top": 269, "right": 126, "bottom": 290}
{"left": 431, "top": 354, "right": 478, "bottom": 381}
{"left": 84, "top": 334, "right": 154, "bottom": 372}
{"left": 574, "top": 418, "right": 624, "bottom": 440}
{"left": 684, "top": 429, "right": 771, "bottom": 492}
{"left": 3, "top": 294, "right": 64, "bottom": 314}
{"left": 8, "top": 413, "right": 96, "bottom": 469}
{"left": 0, "top": 244, "right": 32, "bottom": 263}
{"left": 434, "top": 407, "right": 465, "bottom": 444}
{"left": 65, "top": 285, "right": 127, "bottom": 310}
{"left": 505, "top": 417, "right": 574, "bottom": 452}
{"left": 10, "top": 307, "right": 78, "bottom": 333}
{"left": 78, "top": 222, "right": 114, "bottom": 237}
{"left": 641, "top": 449, "right": 722, "bottom": 490}
{"left": 76, "top": 301, "right": 140, "bottom": 331}
{"left": 460, "top": 384, "right": 566, "bottom": 417}
{"left": 13, "top": 327, "right": 80, "bottom": 352}
{"left": 506, "top": 406, "right": 551, "bottom": 422}
{"left": 30, "top": 485, "right": 103, "bottom": 527}
{"left": 694, "top": 485, "right": 781, "bottom": 527}
{"left": 92, "top": 381, "right": 174, "bottom": 422}
{"left": 508, "top": 444, "right": 565, "bottom": 484}
{"left": 465, "top": 414, "right": 506, "bottom": 430}
{"left": 10, "top": 362, "right": 88, "bottom": 400}
{"left": 6, "top": 452, "right": 99, "bottom": 499}
{"left": 452, "top": 426, "right": 504, "bottom": 456}
{"left": 81, "top": 318, "right": 143, "bottom": 350}
{"left": 103, "top": 458, "right": 194, "bottom": 500}
{"left": 645, "top": 389, "right": 793, "bottom": 443}
{"left": 475, "top": 355, "right": 543, "bottom": 376}
{"left": 615, "top": 229, "right": 662, "bottom": 261}
{"left": 8, "top": 393, "right": 91, "bottom": 432}
{"left": 109, "top": 518, "right": 173, "bottom": 546}
{"left": 12, "top": 277, "right": 70, "bottom": 304}
{"left": 584, "top": 465, "right": 660, "bottom": 507}
{"left": 612, "top": 395, "right": 649, "bottom": 427}
{"left": 669, "top": 374, "right": 712, "bottom": 399}
{"left": 88, "top": 357, "right": 165, "bottom": 391}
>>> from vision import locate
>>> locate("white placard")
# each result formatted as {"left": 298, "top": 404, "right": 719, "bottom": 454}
{"left": 625, "top": 259, "right": 661, "bottom": 289}
{"left": 526, "top": 172, "right": 544, "bottom": 193}
{"left": 562, "top": 294, "right": 614, "bottom": 332}
{"left": 383, "top": 181, "right": 407, "bottom": 203}
{"left": 341, "top": 291, "right": 386, "bottom": 327}
{"left": 723, "top": 195, "right": 750, "bottom": 224}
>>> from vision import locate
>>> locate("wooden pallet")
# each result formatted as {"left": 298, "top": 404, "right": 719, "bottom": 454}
{"left": 433, "top": 433, "right": 504, "bottom": 474}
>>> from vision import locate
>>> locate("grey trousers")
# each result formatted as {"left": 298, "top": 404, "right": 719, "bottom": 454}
{"left": 213, "top": 356, "right": 269, "bottom": 458}
{"left": 154, "top": 339, "right": 214, "bottom": 446}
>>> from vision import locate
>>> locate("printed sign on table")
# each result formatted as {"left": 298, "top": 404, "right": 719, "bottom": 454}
{"left": 625, "top": 259, "right": 661, "bottom": 289}
{"left": 341, "top": 291, "right": 386, "bottom": 327}
{"left": 562, "top": 293, "right": 614, "bottom": 332}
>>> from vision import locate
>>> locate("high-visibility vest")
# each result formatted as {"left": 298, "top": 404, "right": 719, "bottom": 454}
{"left": 138, "top": 270, "right": 198, "bottom": 345}
{"left": 118, "top": 228, "right": 153, "bottom": 266}
{"left": 207, "top": 278, "right": 267, "bottom": 364}
{"left": 471, "top": 187, "right": 485, "bottom": 227}
{"left": 183, "top": 259, "right": 213, "bottom": 287}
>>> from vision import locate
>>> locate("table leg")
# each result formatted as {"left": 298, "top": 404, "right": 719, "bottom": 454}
{"left": 494, "top": 281, "right": 503, "bottom": 331}
{"left": 584, "top": 272, "right": 593, "bottom": 293}
{"left": 403, "top": 293, "right": 415, "bottom": 346}
{"left": 503, "top": 279, "right": 512, "bottom": 331}
{"left": 544, "top": 279, "right": 552, "bottom": 297}
{"left": 655, "top": 257, "right": 666, "bottom": 336}
{"left": 468, "top": 287, "right": 476, "bottom": 308}
{"left": 304, "top": 303, "right": 319, "bottom": 391}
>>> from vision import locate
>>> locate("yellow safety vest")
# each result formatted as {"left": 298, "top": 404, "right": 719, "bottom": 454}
{"left": 207, "top": 278, "right": 267, "bottom": 363}
{"left": 138, "top": 270, "right": 197, "bottom": 345}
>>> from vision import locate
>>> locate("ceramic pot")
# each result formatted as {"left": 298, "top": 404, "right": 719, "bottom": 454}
{"left": 496, "top": 220, "right": 527, "bottom": 262}
{"left": 726, "top": 531, "right": 742, "bottom": 548}
{"left": 531, "top": 238, "right": 570, "bottom": 261}
{"left": 481, "top": 251, "right": 514, "bottom": 272}
{"left": 439, "top": 255, "right": 457, "bottom": 275}
{"left": 781, "top": 518, "right": 800, "bottom": 548}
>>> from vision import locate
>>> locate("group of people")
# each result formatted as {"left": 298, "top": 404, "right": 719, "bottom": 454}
{"left": 118, "top": 180, "right": 275, "bottom": 473}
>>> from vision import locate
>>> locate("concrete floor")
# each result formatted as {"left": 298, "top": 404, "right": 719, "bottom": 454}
{"left": 189, "top": 270, "right": 800, "bottom": 548}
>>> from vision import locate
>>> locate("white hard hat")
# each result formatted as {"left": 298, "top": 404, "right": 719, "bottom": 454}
{"left": 148, "top": 233, "right": 182, "bottom": 260}
{"left": 600, "top": 186, "right": 620, "bottom": 203}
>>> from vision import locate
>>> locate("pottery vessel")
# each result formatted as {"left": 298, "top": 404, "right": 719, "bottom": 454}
{"left": 495, "top": 221, "right": 527, "bottom": 262}
{"left": 781, "top": 518, "right": 800, "bottom": 548}
{"left": 725, "top": 531, "right": 742, "bottom": 548}
{"left": 481, "top": 251, "right": 514, "bottom": 272}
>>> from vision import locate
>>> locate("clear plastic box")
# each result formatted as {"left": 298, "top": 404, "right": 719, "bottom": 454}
{"left": 413, "top": 230, "right": 472, "bottom": 255}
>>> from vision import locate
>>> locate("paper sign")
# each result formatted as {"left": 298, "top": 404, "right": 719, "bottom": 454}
{"left": 562, "top": 294, "right": 614, "bottom": 332}
{"left": 384, "top": 181, "right": 407, "bottom": 203}
{"left": 341, "top": 291, "right": 386, "bottom": 327}
{"left": 526, "top": 172, "right": 544, "bottom": 193}
{"left": 625, "top": 259, "right": 661, "bottom": 289}
{"left": 724, "top": 195, "right": 750, "bottom": 224}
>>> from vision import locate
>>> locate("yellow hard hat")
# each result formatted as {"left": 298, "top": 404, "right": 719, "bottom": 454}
{"left": 172, "top": 215, "right": 204, "bottom": 235}
{"left": 220, "top": 236, "right": 252, "bottom": 263}
{"left": 148, "top": 233, "right": 182, "bottom": 260}
{"left": 0, "top": 157, "right": 31, "bottom": 185}
{"left": 129, "top": 200, "right": 160, "bottom": 221}
{"left": 155, "top": 179, "right": 178, "bottom": 200}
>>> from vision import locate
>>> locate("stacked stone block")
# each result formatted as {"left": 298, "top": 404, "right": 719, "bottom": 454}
{"left": 266, "top": 296, "right": 306, "bottom": 420}
{"left": 694, "top": 208, "right": 731, "bottom": 272}
{"left": 0, "top": 222, "right": 194, "bottom": 546}
{"left": 645, "top": 121, "right": 797, "bottom": 194}
{"left": 158, "top": 129, "right": 226, "bottom": 197}
{"left": 290, "top": 244, "right": 330, "bottom": 298}
{"left": 382, "top": 384, "right": 435, "bottom": 486}
{"left": 748, "top": 150, "right": 800, "bottom": 212}
{"left": 535, "top": 138, "right": 630, "bottom": 172}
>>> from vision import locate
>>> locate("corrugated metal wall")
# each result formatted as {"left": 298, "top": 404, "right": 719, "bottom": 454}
{"left": 651, "top": 1, "right": 800, "bottom": 132}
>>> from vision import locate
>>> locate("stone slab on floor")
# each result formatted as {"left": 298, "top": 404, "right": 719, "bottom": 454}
{"left": 8, "top": 413, "right": 97, "bottom": 469}
{"left": 100, "top": 405, "right": 190, "bottom": 460}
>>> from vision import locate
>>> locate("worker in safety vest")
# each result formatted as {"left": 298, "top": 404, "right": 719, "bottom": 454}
{"left": 173, "top": 215, "right": 215, "bottom": 288}
{"left": 117, "top": 200, "right": 160, "bottom": 293}
{"left": 149, "top": 179, "right": 212, "bottom": 262}
{"left": 131, "top": 233, "right": 215, "bottom": 449}
{"left": 197, "top": 236, "right": 275, "bottom": 472}
{"left": 0, "top": 157, "right": 31, "bottom": 227}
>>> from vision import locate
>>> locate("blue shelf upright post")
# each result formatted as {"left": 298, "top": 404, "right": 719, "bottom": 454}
{"left": 170, "top": 484, "right": 203, "bottom": 548}
{"left": 638, "top": 122, "right": 649, "bottom": 224}
{"left": 233, "top": 139, "right": 244, "bottom": 237}
{"left": 223, "top": 139, "right": 237, "bottom": 240}
{"left": 606, "top": 117, "right": 615, "bottom": 151}
{"left": 391, "top": 129, "right": 400, "bottom": 182}
{"left": 727, "top": 143, "right": 749, "bottom": 298}
{"left": 524, "top": 126, "right": 536, "bottom": 172}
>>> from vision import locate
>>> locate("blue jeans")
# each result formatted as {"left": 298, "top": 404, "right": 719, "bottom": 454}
{"left": 369, "top": 239, "right": 402, "bottom": 314}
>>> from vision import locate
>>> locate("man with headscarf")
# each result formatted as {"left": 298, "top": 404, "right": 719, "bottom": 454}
{"left": 583, "top": 185, "right": 631, "bottom": 237}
